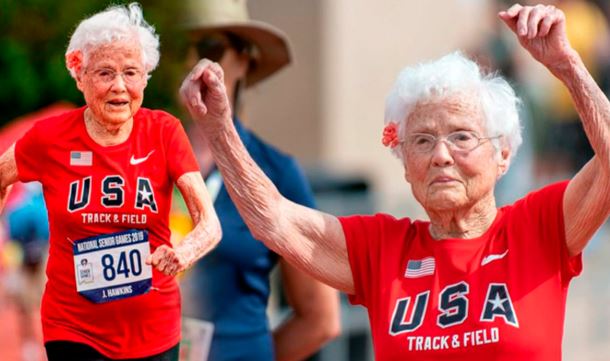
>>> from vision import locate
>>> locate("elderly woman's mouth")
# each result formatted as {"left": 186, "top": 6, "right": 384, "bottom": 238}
{"left": 108, "top": 100, "right": 129, "bottom": 107}
{"left": 431, "top": 176, "right": 458, "bottom": 185}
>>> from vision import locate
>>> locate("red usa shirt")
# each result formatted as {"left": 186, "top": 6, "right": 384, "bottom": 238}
{"left": 340, "top": 182, "right": 581, "bottom": 361}
{"left": 15, "top": 106, "right": 199, "bottom": 359}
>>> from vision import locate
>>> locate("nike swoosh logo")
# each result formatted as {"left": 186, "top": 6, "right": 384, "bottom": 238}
{"left": 130, "top": 150, "right": 155, "bottom": 165}
{"left": 481, "top": 250, "right": 509, "bottom": 266}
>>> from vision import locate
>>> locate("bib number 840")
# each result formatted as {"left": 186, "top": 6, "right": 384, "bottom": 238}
{"left": 101, "top": 250, "right": 143, "bottom": 281}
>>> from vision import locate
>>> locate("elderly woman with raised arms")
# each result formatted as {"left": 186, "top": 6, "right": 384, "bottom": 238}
{"left": 181, "top": 3, "right": 609, "bottom": 360}
{"left": 0, "top": 3, "right": 221, "bottom": 361}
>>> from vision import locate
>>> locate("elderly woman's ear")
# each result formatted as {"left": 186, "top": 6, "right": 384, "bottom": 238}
{"left": 403, "top": 166, "right": 412, "bottom": 185}
{"left": 75, "top": 74, "right": 85, "bottom": 92}
{"left": 497, "top": 147, "right": 511, "bottom": 178}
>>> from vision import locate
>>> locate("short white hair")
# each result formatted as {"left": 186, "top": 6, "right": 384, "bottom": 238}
{"left": 65, "top": 2, "right": 160, "bottom": 77}
{"left": 384, "top": 52, "right": 522, "bottom": 164}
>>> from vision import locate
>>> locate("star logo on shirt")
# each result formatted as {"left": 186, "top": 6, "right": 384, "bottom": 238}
{"left": 138, "top": 188, "right": 153, "bottom": 202}
{"left": 487, "top": 292, "right": 507, "bottom": 312}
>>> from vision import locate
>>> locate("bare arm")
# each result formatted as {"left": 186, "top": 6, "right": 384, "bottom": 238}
{"left": 146, "top": 171, "right": 222, "bottom": 275}
{"left": 179, "top": 59, "right": 354, "bottom": 293}
{"left": 273, "top": 260, "right": 341, "bottom": 361}
{"left": 0, "top": 144, "right": 20, "bottom": 213}
{"left": 500, "top": 4, "right": 610, "bottom": 256}
{"left": 557, "top": 56, "right": 610, "bottom": 256}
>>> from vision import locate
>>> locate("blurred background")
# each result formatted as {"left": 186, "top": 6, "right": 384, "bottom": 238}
{"left": 0, "top": 0, "right": 609, "bottom": 360}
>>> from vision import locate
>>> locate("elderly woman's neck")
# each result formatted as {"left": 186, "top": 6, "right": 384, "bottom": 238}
{"left": 427, "top": 194, "right": 497, "bottom": 240}
{"left": 84, "top": 108, "right": 133, "bottom": 146}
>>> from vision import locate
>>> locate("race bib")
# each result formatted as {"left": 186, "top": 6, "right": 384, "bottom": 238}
{"left": 73, "top": 229, "right": 152, "bottom": 303}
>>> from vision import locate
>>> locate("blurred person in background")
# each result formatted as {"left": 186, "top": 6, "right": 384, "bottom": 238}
{"left": 0, "top": 3, "right": 222, "bottom": 360}
{"left": 3, "top": 182, "right": 49, "bottom": 361}
{"left": 181, "top": 3, "right": 609, "bottom": 360}
{"left": 178, "top": 0, "right": 340, "bottom": 360}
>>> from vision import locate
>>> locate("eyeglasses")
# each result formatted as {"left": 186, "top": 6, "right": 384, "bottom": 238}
{"left": 85, "top": 67, "right": 146, "bottom": 85}
{"left": 405, "top": 131, "right": 502, "bottom": 153}
{"left": 193, "top": 33, "right": 251, "bottom": 61}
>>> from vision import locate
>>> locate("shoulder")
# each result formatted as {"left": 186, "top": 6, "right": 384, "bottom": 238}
{"left": 15, "top": 107, "right": 84, "bottom": 150}
{"left": 507, "top": 181, "right": 569, "bottom": 214}
{"left": 339, "top": 213, "right": 415, "bottom": 234}
{"left": 136, "top": 108, "right": 182, "bottom": 128}
{"left": 30, "top": 107, "right": 83, "bottom": 135}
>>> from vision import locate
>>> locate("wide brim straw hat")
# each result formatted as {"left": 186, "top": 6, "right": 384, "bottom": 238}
{"left": 182, "top": 0, "right": 292, "bottom": 87}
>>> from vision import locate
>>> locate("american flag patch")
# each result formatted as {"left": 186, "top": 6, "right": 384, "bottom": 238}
{"left": 405, "top": 257, "right": 435, "bottom": 278}
{"left": 70, "top": 151, "right": 92, "bottom": 166}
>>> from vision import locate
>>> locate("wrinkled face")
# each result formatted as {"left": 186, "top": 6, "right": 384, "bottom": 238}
{"left": 76, "top": 40, "right": 147, "bottom": 127}
{"left": 402, "top": 94, "right": 509, "bottom": 212}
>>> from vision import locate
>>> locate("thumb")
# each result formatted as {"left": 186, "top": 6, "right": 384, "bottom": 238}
{"left": 203, "top": 68, "right": 225, "bottom": 97}
{"left": 498, "top": 11, "right": 518, "bottom": 34}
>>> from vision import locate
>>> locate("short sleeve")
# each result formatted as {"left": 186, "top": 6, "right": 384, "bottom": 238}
{"left": 519, "top": 181, "right": 582, "bottom": 282}
{"left": 164, "top": 116, "right": 200, "bottom": 182}
{"left": 15, "top": 122, "right": 46, "bottom": 183}
{"left": 339, "top": 215, "right": 382, "bottom": 307}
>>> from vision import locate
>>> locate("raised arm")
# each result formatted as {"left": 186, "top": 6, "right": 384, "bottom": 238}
{"left": 146, "top": 171, "right": 222, "bottom": 276}
{"left": 0, "top": 144, "right": 20, "bottom": 213}
{"left": 500, "top": 4, "right": 610, "bottom": 255}
{"left": 179, "top": 59, "right": 354, "bottom": 293}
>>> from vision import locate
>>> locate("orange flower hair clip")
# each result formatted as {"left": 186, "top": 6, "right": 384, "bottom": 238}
{"left": 382, "top": 122, "right": 400, "bottom": 148}
{"left": 66, "top": 50, "right": 83, "bottom": 74}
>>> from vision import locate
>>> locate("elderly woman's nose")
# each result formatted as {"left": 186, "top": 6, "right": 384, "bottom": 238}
{"left": 110, "top": 74, "right": 128, "bottom": 90}
{"left": 430, "top": 140, "right": 455, "bottom": 166}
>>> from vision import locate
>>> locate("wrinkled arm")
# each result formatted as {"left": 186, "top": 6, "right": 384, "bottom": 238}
{"left": 175, "top": 171, "right": 222, "bottom": 264}
{"left": 0, "top": 144, "right": 19, "bottom": 213}
{"left": 500, "top": 4, "right": 610, "bottom": 255}
{"left": 273, "top": 259, "right": 341, "bottom": 361}
{"left": 147, "top": 171, "right": 222, "bottom": 275}
{"left": 205, "top": 123, "right": 354, "bottom": 292}
{"left": 553, "top": 54, "right": 610, "bottom": 256}
{"left": 179, "top": 59, "right": 354, "bottom": 292}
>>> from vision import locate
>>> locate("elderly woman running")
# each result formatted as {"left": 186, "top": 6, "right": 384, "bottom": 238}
{"left": 181, "top": 3, "right": 609, "bottom": 361}
{"left": 0, "top": 3, "right": 221, "bottom": 361}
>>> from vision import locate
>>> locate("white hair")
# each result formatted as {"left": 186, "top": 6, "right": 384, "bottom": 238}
{"left": 384, "top": 51, "right": 522, "bottom": 166}
{"left": 65, "top": 2, "right": 160, "bottom": 77}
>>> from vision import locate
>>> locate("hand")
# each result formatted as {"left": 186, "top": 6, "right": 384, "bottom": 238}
{"left": 499, "top": 4, "right": 575, "bottom": 71}
{"left": 145, "top": 245, "right": 187, "bottom": 277}
{"left": 179, "top": 58, "right": 232, "bottom": 132}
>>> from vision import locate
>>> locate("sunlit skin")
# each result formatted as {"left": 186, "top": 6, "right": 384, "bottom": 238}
{"left": 76, "top": 39, "right": 147, "bottom": 140}
{"left": 402, "top": 95, "right": 510, "bottom": 239}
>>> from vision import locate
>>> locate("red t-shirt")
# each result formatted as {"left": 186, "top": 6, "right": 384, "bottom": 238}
{"left": 15, "top": 107, "right": 199, "bottom": 358}
{"left": 340, "top": 181, "right": 582, "bottom": 361}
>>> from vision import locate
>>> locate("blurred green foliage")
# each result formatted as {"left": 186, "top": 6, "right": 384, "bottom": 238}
{"left": 0, "top": 0, "right": 191, "bottom": 125}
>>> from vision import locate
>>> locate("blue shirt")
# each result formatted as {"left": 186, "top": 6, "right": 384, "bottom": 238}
{"left": 182, "top": 119, "right": 316, "bottom": 361}
{"left": 6, "top": 183, "right": 49, "bottom": 265}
